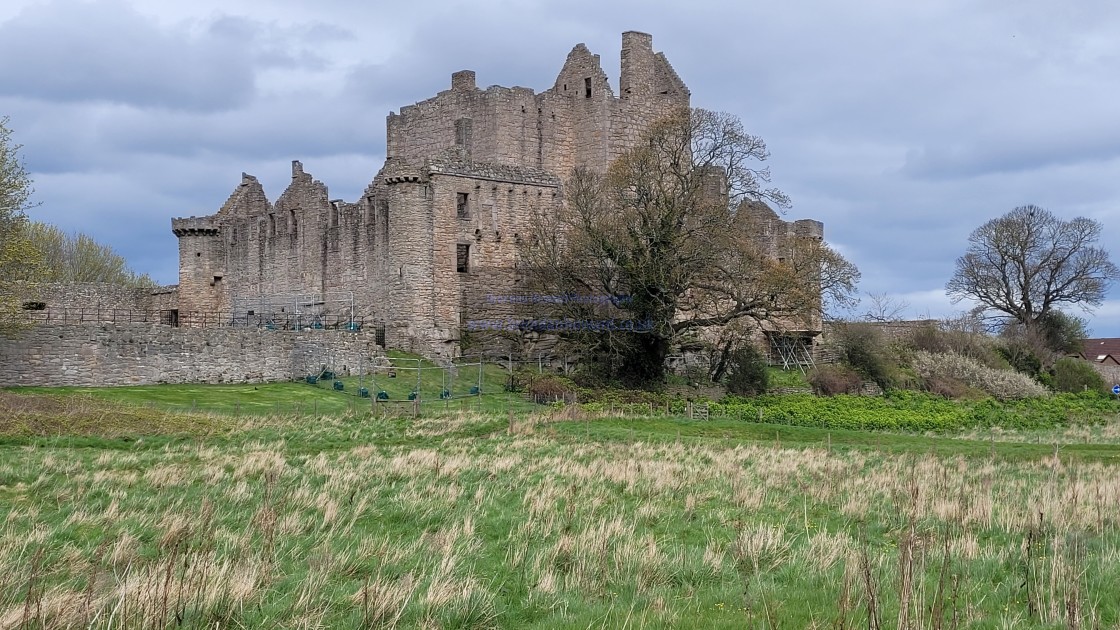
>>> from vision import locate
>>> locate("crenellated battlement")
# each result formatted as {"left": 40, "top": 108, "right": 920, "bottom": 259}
{"left": 171, "top": 216, "right": 219, "bottom": 236}
{"left": 793, "top": 219, "right": 825, "bottom": 239}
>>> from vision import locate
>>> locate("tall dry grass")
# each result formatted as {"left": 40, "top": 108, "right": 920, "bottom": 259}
{"left": 0, "top": 409, "right": 1118, "bottom": 627}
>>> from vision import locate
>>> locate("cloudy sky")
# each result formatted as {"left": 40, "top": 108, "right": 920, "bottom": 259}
{"left": 3, "top": 0, "right": 1120, "bottom": 335}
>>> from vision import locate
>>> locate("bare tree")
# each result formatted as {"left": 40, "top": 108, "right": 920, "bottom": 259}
{"left": 518, "top": 107, "right": 859, "bottom": 385}
{"left": 861, "top": 292, "right": 910, "bottom": 322}
{"left": 947, "top": 205, "right": 1119, "bottom": 332}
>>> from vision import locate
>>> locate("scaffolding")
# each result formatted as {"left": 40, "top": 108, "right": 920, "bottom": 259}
{"left": 230, "top": 291, "right": 359, "bottom": 331}
{"left": 767, "top": 332, "right": 817, "bottom": 373}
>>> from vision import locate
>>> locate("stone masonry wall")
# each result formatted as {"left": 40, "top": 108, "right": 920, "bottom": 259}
{"left": 175, "top": 163, "right": 387, "bottom": 330}
{"left": 1, "top": 324, "right": 383, "bottom": 387}
{"left": 386, "top": 31, "right": 688, "bottom": 177}
{"left": 34, "top": 282, "right": 178, "bottom": 313}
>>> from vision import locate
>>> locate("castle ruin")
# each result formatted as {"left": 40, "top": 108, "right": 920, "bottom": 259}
{"left": 2, "top": 31, "right": 826, "bottom": 387}
{"left": 171, "top": 31, "right": 822, "bottom": 360}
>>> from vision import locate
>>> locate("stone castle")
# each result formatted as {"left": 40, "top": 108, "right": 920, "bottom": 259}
{"left": 171, "top": 31, "right": 823, "bottom": 359}
{"left": 2, "top": 31, "right": 825, "bottom": 386}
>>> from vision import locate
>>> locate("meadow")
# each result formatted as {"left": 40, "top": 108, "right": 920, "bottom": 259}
{"left": 2, "top": 384, "right": 1120, "bottom": 628}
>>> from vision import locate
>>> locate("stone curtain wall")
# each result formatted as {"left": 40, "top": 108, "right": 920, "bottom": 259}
{"left": 175, "top": 164, "right": 387, "bottom": 329}
{"left": 34, "top": 282, "right": 178, "bottom": 312}
{"left": 1, "top": 325, "right": 383, "bottom": 387}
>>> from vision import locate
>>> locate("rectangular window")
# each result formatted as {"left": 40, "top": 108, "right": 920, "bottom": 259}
{"left": 584, "top": 77, "right": 592, "bottom": 98}
{"left": 269, "top": 214, "right": 276, "bottom": 236}
{"left": 456, "top": 193, "right": 469, "bottom": 219}
{"left": 456, "top": 244, "right": 470, "bottom": 273}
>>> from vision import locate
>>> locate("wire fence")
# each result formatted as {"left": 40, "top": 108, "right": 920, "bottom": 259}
{"left": 135, "top": 353, "right": 727, "bottom": 419}
{"left": 142, "top": 392, "right": 716, "bottom": 421}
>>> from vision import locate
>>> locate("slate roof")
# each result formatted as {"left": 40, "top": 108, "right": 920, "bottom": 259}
{"left": 1076, "top": 338, "right": 1120, "bottom": 365}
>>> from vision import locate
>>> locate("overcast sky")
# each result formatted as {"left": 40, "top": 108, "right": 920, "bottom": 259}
{"left": 3, "top": 0, "right": 1120, "bottom": 335}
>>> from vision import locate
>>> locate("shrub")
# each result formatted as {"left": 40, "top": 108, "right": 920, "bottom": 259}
{"left": 997, "top": 341, "right": 1044, "bottom": 379}
{"left": 766, "top": 367, "right": 811, "bottom": 389}
{"left": 527, "top": 375, "right": 578, "bottom": 404}
{"left": 828, "top": 322, "right": 896, "bottom": 390}
{"left": 709, "top": 390, "right": 1114, "bottom": 433}
{"left": 997, "top": 313, "right": 1088, "bottom": 376}
{"left": 725, "top": 345, "right": 770, "bottom": 396}
{"left": 807, "top": 365, "right": 862, "bottom": 396}
{"left": 923, "top": 375, "right": 971, "bottom": 399}
{"left": 1049, "top": 358, "right": 1107, "bottom": 394}
{"left": 911, "top": 351, "right": 1048, "bottom": 400}
{"left": 905, "top": 318, "right": 1005, "bottom": 369}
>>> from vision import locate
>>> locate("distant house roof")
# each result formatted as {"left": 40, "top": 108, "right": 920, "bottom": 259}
{"left": 1075, "top": 338, "right": 1120, "bottom": 365}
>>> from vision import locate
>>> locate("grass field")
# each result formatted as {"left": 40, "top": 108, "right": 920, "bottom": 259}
{"left": 2, "top": 387, "right": 1120, "bottom": 628}
{"left": 8, "top": 351, "right": 536, "bottom": 419}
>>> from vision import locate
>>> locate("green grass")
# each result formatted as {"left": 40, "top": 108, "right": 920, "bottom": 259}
{"left": 554, "top": 415, "right": 1120, "bottom": 464}
{"left": 766, "top": 367, "right": 811, "bottom": 389}
{"left": 2, "top": 389, "right": 1120, "bottom": 627}
{"left": 712, "top": 391, "right": 1120, "bottom": 433}
{"left": 8, "top": 352, "right": 538, "bottom": 417}
{"left": 10, "top": 381, "right": 355, "bottom": 415}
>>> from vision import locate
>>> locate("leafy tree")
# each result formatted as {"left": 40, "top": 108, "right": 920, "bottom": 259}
{"left": 998, "top": 310, "right": 1089, "bottom": 377}
{"left": 946, "top": 205, "right": 1120, "bottom": 331}
{"left": 24, "top": 221, "right": 155, "bottom": 286}
{"left": 518, "top": 107, "right": 859, "bottom": 386}
{"left": 1049, "top": 357, "right": 1106, "bottom": 394}
{"left": 0, "top": 117, "right": 43, "bottom": 337}
{"left": 1034, "top": 310, "right": 1090, "bottom": 356}
{"left": 828, "top": 321, "right": 896, "bottom": 390}
{"left": 724, "top": 344, "right": 770, "bottom": 396}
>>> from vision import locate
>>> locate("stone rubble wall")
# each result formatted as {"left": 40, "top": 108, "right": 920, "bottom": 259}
{"left": 1, "top": 324, "right": 382, "bottom": 387}
{"left": 32, "top": 282, "right": 178, "bottom": 313}
{"left": 387, "top": 31, "right": 688, "bottom": 178}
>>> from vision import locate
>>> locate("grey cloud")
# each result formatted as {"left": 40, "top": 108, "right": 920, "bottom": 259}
{"left": 98, "top": 100, "right": 383, "bottom": 163}
{"left": 0, "top": 0, "right": 258, "bottom": 112}
{"left": 207, "top": 15, "right": 346, "bottom": 71}
{"left": 8, "top": 0, "right": 1120, "bottom": 333}
{"left": 902, "top": 125, "right": 1120, "bottom": 179}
